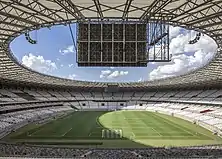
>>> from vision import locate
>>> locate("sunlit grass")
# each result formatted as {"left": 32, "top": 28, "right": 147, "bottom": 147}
{"left": 3, "top": 111, "right": 222, "bottom": 147}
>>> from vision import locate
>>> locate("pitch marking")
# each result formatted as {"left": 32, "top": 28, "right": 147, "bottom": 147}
{"left": 28, "top": 127, "right": 44, "bottom": 136}
{"left": 130, "top": 132, "right": 136, "bottom": 140}
{"left": 156, "top": 115, "right": 195, "bottom": 136}
{"left": 62, "top": 128, "right": 72, "bottom": 136}
{"left": 151, "top": 127, "right": 162, "bottom": 136}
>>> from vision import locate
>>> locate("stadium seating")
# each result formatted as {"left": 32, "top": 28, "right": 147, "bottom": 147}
{"left": 0, "top": 106, "right": 73, "bottom": 138}
{"left": 145, "top": 103, "right": 222, "bottom": 135}
{"left": 3, "top": 88, "right": 222, "bottom": 112}
{"left": 1, "top": 87, "right": 222, "bottom": 158}
{"left": 0, "top": 143, "right": 222, "bottom": 158}
{"left": 1, "top": 1, "right": 222, "bottom": 158}
{"left": 3, "top": 88, "right": 222, "bottom": 104}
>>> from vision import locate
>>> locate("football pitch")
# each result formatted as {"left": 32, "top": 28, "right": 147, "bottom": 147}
{"left": 4, "top": 111, "right": 222, "bottom": 148}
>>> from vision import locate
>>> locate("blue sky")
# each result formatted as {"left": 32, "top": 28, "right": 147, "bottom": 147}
{"left": 10, "top": 24, "right": 217, "bottom": 82}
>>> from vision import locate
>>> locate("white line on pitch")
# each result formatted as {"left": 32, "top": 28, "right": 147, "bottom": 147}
{"left": 151, "top": 127, "right": 162, "bottom": 136}
{"left": 88, "top": 132, "right": 92, "bottom": 136}
{"left": 130, "top": 132, "right": 136, "bottom": 139}
{"left": 28, "top": 127, "right": 43, "bottom": 136}
{"left": 160, "top": 118, "right": 194, "bottom": 136}
{"left": 62, "top": 128, "right": 72, "bottom": 136}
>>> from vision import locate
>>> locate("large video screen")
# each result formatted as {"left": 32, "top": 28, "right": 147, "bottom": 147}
{"left": 77, "top": 22, "right": 147, "bottom": 67}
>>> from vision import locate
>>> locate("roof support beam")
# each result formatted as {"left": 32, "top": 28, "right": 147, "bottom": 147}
{"left": 140, "top": 0, "right": 173, "bottom": 21}
{"left": 0, "top": 33, "right": 12, "bottom": 37}
{"left": 122, "top": 0, "right": 133, "bottom": 19}
{"left": 11, "top": 0, "right": 63, "bottom": 22}
{"left": 0, "top": 28, "right": 20, "bottom": 33}
{"left": 34, "top": 1, "right": 65, "bottom": 22}
{"left": 199, "top": 21, "right": 222, "bottom": 29}
{"left": 187, "top": 11, "right": 222, "bottom": 26}
{"left": 100, "top": 4, "right": 125, "bottom": 13}
{"left": 209, "top": 34, "right": 222, "bottom": 38}
{"left": 93, "top": 0, "right": 103, "bottom": 19}
{"left": 54, "top": 0, "right": 85, "bottom": 21}
{"left": 0, "top": 1, "right": 49, "bottom": 25}
{"left": 0, "top": 11, "right": 39, "bottom": 26}
{"left": 0, "top": 38, "right": 8, "bottom": 41}
{"left": 170, "top": 0, "right": 221, "bottom": 22}
{"left": 210, "top": 28, "right": 222, "bottom": 32}
{"left": 0, "top": 21, "right": 26, "bottom": 28}
{"left": 129, "top": 5, "right": 149, "bottom": 13}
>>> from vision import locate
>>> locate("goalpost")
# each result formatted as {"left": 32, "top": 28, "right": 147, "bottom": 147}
{"left": 102, "top": 129, "right": 123, "bottom": 139}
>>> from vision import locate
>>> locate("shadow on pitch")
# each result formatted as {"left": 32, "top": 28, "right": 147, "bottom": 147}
{"left": 5, "top": 110, "right": 152, "bottom": 148}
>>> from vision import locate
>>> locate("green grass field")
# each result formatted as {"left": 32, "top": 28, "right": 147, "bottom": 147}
{"left": 3, "top": 111, "right": 222, "bottom": 148}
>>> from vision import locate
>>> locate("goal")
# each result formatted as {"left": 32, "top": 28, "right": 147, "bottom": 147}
{"left": 102, "top": 129, "right": 123, "bottom": 139}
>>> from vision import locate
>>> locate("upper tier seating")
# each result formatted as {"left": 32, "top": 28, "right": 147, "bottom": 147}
{"left": 0, "top": 101, "right": 64, "bottom": 112}
{"left": 2, "top": 88, "right": 222, "bottom": 104}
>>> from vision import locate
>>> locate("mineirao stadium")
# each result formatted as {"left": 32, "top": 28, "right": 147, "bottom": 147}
{"left": 1, "top": 0, "right": 222, "bottom": 158}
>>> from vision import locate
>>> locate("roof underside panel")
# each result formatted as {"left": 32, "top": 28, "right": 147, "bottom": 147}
{"left": 0, "top": 0, "right": 221, "bottom": 90}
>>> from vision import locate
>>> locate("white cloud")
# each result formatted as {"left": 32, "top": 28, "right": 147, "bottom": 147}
{"left": 138, "top": 78, "right": 143, "bottom": 82}
{"left": 67, "top": 74, "right": 77, "bottom": 80}
{"left": 110, "top": 67, "right": 114, "bottom": 69}
{"left": 102, "top": 70, "right": 111, "bottom": 74}
{"left": 169, "top": 26, "right": 181, "bottom": 39}
{"left": 107, "top": 71, "right": 128, "bottom": 79}
{"left": 99, "top": 75, "right": 104, "bottom": 78}
{"left": 147, "top": 26, "right": 182, "bottom": 60}
{"left": 99, "top": 69, "right": 128, "bottom": 79}
{"left": 100, "top": 70, "right": 112, "bottom": 78}
{"left": 68, "top": 64, "right": 74, "bottom": 67}
{"left": 60, "top": 64, "right": 64, "bottom": 67}
{"left": 149, "top": 32, "right": 217, "bottom": 80}
{"left": 22, "top": 53, "right": 57, "bottom": 73}
{"left": 59, "top": 45, "right": 74, "bottom": 55}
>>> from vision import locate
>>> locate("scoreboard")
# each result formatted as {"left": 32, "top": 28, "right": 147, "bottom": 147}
{"left": 77, "top": 22, "right": 147, "bottom": 67}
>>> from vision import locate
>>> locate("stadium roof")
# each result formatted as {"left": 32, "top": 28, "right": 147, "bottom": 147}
{"left": 0, "top": 0, "right": 222, "bottom": 90}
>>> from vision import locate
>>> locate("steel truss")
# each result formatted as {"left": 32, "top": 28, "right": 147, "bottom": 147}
{"left": 147, "top": 17, "right": 170, "bottom": 62}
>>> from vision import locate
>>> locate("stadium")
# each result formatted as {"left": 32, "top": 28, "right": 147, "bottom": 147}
{"left": 1, "top": 0, "right": 222, "bottom": 158}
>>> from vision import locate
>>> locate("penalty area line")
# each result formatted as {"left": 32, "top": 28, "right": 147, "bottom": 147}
{"left": 28, "top": 127, "right": 44, "bottom": 136}
{"left": 62, "top": 128, "right": 72, "bottom": 136}
{"left": 129, "top": 132, "right": 136, "bottom": 140}
{"left": 150, "top": 127, "right": 162, "bottom": 136}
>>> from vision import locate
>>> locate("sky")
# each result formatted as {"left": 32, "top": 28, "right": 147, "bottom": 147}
{"left": 10, "top": 24, "right": 217, "bottom": 82}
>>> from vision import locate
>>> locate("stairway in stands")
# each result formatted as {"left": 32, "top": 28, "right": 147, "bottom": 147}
{"left": 13, "top": 92, "right": 36, "bottom": 101}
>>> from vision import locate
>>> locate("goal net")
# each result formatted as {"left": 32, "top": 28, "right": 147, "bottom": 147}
{"left": 102, "top": 129, "right": 123, "bottom": 139}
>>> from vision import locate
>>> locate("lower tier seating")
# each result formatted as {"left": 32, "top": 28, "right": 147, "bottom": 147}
{"left": 0, "top": 106, "right": 73, "bottom": 137}
{"left": 144, "top": 103, "right": 222, "bottom": 135}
